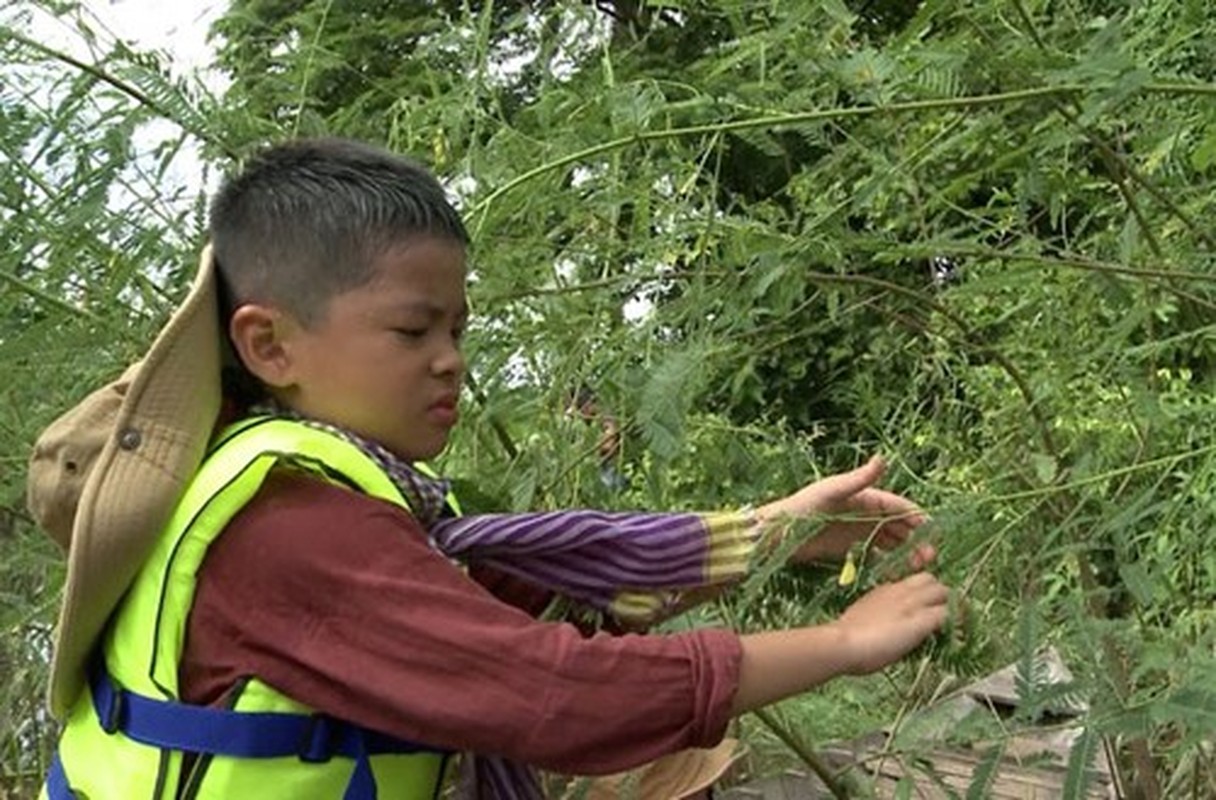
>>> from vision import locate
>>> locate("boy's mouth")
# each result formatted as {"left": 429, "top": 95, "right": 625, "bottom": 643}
{"left": 427, "top": 395, "right": 460, "bottom": 426}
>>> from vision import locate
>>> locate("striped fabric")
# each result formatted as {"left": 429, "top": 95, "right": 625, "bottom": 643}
{"left": 277, "top": 413, "right": 761, "bottom": 799}
{"left": 288, "top": 413, "right": 762, "bottom": 625}
{"left": 432, "top": 509, "right": 758, "bottom": 625}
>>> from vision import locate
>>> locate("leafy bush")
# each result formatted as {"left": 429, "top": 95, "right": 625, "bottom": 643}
{"left": 3, "top": 1, "right": 1215, "bottom": 796}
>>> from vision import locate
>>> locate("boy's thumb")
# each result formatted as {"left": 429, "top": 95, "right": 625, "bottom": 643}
{"left": 828, "top": 455, "right": 886, "bottom": 496}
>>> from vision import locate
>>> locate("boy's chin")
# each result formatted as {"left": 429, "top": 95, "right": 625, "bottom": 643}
{"left": 398, "top": 438, "right": 449, "bottom": 463}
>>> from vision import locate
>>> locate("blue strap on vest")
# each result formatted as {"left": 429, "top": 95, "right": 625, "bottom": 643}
{"left": 45, "top": 662, "right": 449, "bottom": 800}
{"left": 46, "top": 751, "right": 73, "bottom": 799}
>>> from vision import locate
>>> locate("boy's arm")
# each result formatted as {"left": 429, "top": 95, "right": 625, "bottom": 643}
{"left": 731, "top": 571, "right": 949, "bottom": 714}
{"left": 183, "top": 472, "right": 742, "bottom": 776}
{"left": 441, "top": 456, "right": 932, "bottom": 629}
{"left": 467, "top": 562, "right": 554, "bottom": 618}
{"left": 432, "top": 509, "right": 758, "bottom": 626}
{"left": 613, "top": 456, "right": 936, "bottom": 626}
{"left": 756, "top": 456, "right": 934, "bottom": 567}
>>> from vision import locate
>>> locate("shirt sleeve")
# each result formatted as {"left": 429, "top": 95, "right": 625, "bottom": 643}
{"left": 432, "top": 508, "right": 761, "bottom": 626}
{"left": 180, "top": 470, "right": 743, "bottom": 776}
{"left": 466, "top": 562, "right": 554, "bottom": 618}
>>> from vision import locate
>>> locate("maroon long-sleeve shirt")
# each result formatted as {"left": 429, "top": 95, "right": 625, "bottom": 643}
{"left": 180, "top": 471, "right": 743, "bottom": 775}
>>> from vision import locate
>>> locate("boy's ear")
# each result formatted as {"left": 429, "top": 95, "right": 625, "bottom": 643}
{"left": 228, "top": 303, "right": 300, "bottom": 389}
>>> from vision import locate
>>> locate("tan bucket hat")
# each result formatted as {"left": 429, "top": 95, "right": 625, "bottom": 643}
{"left": 26, "top": 246, "right": 223, "bottom": 717}
{"left": 565, "top": 738, "right": 744, "bottom": 799}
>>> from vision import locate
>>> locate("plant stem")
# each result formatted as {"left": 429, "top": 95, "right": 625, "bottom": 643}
{"left": 751, "top": 707, "right": 858, "bottom": 800}
{"left": 471, "top": 81, "right": 1216, "bottom": 229}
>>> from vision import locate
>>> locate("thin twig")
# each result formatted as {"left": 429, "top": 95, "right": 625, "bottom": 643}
{"left": 470, "top": 81, "right": 1216, "bottom": 229}
{"left": 0, "top": 30, "right": 238, "bottom": 160}
{"left": 751, "top": 707, "right": 857, "bottom": 800}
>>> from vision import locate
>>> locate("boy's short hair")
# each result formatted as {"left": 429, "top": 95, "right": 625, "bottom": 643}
{"left": 209, "top": 138, "right": 469, "bottom": 325}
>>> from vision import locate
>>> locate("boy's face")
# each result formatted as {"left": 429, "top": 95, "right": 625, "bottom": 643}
{"left": 276, "top": 237, "right": 468, "bottom": 461}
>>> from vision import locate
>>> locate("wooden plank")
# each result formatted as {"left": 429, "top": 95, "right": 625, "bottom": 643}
{"left": 862, "top": 745, "right": 1115, "bottom": 799}
{"left": 723, "top": 650, "right": 1123, "bottom": 800}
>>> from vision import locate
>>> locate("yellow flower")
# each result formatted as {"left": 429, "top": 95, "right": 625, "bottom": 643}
{"left": 838, "top": 550, "right": 858, "bottom": 587}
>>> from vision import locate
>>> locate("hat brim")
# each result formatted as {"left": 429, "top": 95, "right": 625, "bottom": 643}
{"left": 44, "top": 246, "right": 222, "bottom": 717}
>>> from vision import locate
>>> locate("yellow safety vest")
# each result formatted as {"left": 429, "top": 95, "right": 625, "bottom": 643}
{"left": 45, "top": 417, "right": 459, "bottom": 800}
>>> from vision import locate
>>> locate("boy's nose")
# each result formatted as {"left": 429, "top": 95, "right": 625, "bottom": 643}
{"left": 432, "top": 342, "right": 464, "bottom": 378}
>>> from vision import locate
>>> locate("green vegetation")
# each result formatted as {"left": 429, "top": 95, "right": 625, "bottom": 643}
{"left": 3, "top": 1, "right": 1215, "bottom": 796}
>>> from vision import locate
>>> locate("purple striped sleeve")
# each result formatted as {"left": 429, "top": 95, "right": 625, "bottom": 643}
{"left": 429, "top": 510, "right": 758, "bottom": 615}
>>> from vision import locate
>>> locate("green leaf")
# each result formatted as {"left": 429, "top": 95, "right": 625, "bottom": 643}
{"left": 1117, "top": 562, "right": 1155, "bottom": 607}
{"left": 1062, "top": 726, "right": 1098, "bottom": 800}
{"left": 637, "top": 346, "right": 705, "bottom": 462}
{"left": 965, "top": 741, "right": 1006, "bottom": 800}
{"left": 1030, "top": 453, "right": 1057, "bottom": 484}
{"left": 1192, "top": 126, "right": 1216, "bottom": 171}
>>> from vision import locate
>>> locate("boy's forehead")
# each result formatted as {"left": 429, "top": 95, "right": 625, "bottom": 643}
{"left": 371, "top": 238, "right": 466, "bottom": 272}
{"left": 358, "top": 239, "right": 468, "bottom": 302}
{"left": 377, "top": 234, "right": 468, "bottom": 260}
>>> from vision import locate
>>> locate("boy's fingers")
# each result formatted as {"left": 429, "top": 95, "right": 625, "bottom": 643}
{"left": 898, "top": 571, "right": 949, "bottom": 604}
{"left": 919, "top": 604, "right": 950, "bottom": 633}
{"left": 869, "top": 540, "right": 939, "bottom": 580}
{"left": 822, "top": 456, "right": 886, "bottom": 499}
{"left": 910, "top": 543, "right": 936, "bottom": 569}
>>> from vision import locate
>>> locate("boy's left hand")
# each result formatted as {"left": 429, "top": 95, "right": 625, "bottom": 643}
{"left": 756, "top": 456, "right": 934, "bottom": 569}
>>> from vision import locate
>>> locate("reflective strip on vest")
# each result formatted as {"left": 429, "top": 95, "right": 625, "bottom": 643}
{"left": 47, "top": 418, "right": 458, "bottom": 800}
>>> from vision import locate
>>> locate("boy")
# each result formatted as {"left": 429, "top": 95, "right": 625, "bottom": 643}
{"left": 28, "top": 138, "right": 949, "bottom": 799}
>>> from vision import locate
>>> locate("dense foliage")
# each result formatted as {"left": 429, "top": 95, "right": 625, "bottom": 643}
{"left": 3, "top": 1, "right": 1215, "bottom": 796}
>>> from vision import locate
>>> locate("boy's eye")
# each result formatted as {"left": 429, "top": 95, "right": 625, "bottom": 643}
{"left": 394, "top": 327, "right": 428, "bottom": 339}
{"left": 452, "top": 326, "right": 465, "bottom": 342}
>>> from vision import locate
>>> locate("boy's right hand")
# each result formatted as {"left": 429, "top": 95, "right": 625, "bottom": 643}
{"left": 833, "top": 572, "right": 950, "bottom": 675}
{"left": 729, "top": 570, "right": 952, "bottom": 716}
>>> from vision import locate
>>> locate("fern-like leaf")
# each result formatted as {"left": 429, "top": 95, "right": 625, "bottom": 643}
{"left": 1062, "top": 724, "right": 1098, "bottom": 800}
{"left": 965, "top": 741, "right": 1006, "bottom": 800}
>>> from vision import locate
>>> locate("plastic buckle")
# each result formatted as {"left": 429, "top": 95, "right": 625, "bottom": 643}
{"left": 299, "top": 714, "right": 338, "bottom": 763}
{"left": 98, "top": 685, "right": 126, "bottom": 735}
